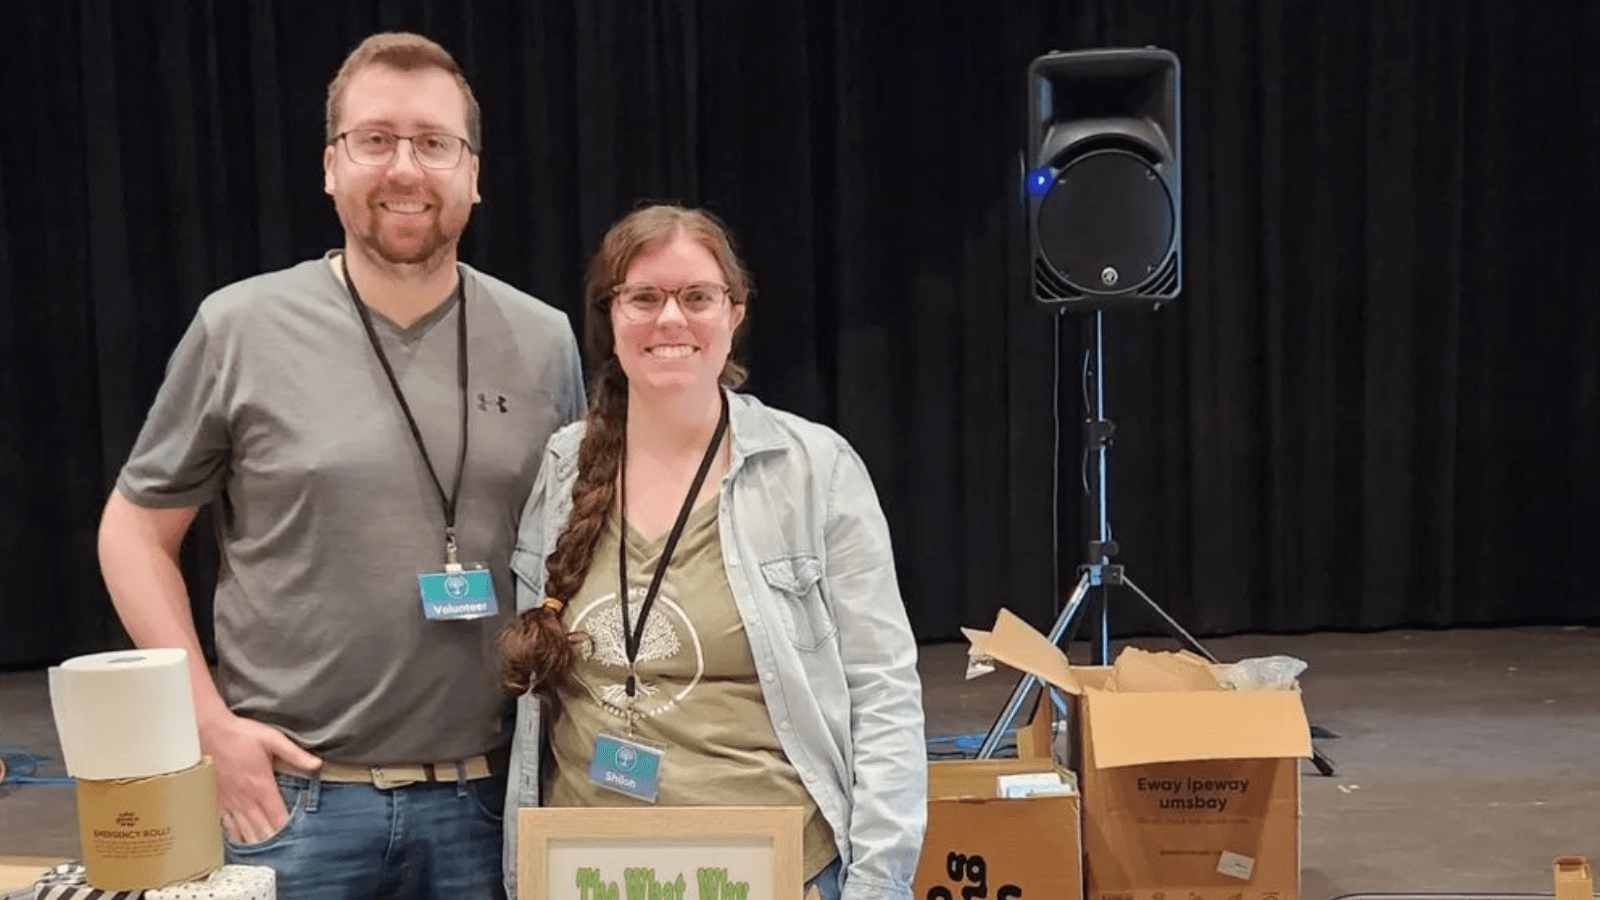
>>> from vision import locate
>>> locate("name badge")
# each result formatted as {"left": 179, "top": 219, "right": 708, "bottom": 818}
{"left": 590, "top": 732, "right": 665, "bottom": 803}
{"left": 418, "top": 565, "right": 499, "bottom": 621}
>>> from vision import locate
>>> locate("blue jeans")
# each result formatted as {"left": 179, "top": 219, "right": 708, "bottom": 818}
{"left": 224, "top": 771, "right": 506, "bottom": 900}
{"left": 805, "top": 857, "right": 843, "bottom": 900}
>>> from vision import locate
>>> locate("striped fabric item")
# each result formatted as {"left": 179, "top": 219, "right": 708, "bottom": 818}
{"left": 31, "top": 864, "right": 144, "bottom": 900}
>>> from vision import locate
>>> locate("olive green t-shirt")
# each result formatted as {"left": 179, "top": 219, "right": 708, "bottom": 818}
{"left": 546, "top": 500, "right": 837, "bottom": 878}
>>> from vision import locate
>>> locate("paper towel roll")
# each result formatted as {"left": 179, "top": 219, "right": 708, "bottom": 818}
{"left": 48, "top": 649, "right": 201, "bottom": 780}
{"left": 146, "top": 866, "right": 274, "bottom": 900}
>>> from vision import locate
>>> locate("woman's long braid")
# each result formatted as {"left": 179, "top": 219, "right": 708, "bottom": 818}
{"left": 502, "top": 364, "right": 627, "bottom": 697}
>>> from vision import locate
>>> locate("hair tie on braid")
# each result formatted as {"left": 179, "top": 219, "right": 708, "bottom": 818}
{"left": 540, "top": 596, "right": 565, "bottom": 613}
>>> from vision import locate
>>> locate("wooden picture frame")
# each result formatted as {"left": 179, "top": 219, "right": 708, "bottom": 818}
{"left": 518, "top": 806, "right": 804, "bottom": 900}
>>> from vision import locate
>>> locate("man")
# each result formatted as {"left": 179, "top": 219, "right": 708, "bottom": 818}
{"left": 97, "top": 32, "right": 582, "bottom": 899}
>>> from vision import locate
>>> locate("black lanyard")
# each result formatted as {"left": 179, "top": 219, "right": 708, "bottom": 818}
{"left": 617, "top": 391, "right": 730, "bottom": 699}
{"left": 341, "top": 254, "right": 470, "bottom": 564}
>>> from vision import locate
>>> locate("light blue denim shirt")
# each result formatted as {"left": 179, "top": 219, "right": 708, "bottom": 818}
{"left": 502, "top": 389, "right": 927, "bottom": 900}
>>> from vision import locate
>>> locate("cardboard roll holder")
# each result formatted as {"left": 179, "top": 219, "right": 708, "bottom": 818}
{"left": 74, "top": 758, "right": 224, "bottom": 891}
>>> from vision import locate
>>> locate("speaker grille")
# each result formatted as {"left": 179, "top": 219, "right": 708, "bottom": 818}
{"left": 1034, "top": 149, "right": 1176, "bottom": 298}
{"left": 1033, "top": 258, "right": 1083, "bottom": 301}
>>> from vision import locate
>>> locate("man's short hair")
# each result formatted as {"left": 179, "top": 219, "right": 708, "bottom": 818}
{"left": 325, "top": 32, "right": 482, "bottom": 150}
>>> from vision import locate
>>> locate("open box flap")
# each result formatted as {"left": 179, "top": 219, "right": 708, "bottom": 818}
{"left": 962, "top": 608, "right": 1083, "bottom": 696}
{"left": 1087, "top": 690, "right": 1312, "bottom": 767}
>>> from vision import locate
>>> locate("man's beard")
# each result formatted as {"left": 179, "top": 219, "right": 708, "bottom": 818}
{"left": 367, "top": 219, "right": 450, "bottom": 266}
{"left": 358, "top": 191, "right": 465, "bottom": 271}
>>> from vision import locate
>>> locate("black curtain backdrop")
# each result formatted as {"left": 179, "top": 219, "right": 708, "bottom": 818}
{"left": 3, "top": 0, "right": 1598, "bottom": 668}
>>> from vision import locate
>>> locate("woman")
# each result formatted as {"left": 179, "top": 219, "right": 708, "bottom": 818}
{"left": 501, "top": 204, "right": 926, "bottom": 900}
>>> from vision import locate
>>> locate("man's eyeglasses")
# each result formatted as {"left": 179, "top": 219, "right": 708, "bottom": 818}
{"left": 332, "top": 129, "right": 475, "bottom": 170}
{"left": 611, "top": 282, "right": 732, "bottom": 323}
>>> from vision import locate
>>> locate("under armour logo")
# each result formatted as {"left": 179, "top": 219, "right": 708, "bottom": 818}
{"left": 476, "top": 392, "right": 508, "bottom": 413}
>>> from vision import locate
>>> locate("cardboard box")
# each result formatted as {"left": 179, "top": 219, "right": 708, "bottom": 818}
{"left": 1553, "top": 856, "right": 1593, "bottom": 900}
{"left": 75, "top": 757, "right": 223, "bottom": 890}
{"left": 916, "top": 756, "right": 1082, "bottom": 900}
{"left": 1076, "top": 668, "right": 1309, "bottom": 900}
{"left": 965, "top": 610, "right": 1312, "bottom": 900}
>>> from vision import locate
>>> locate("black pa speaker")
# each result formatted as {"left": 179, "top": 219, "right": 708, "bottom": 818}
{"left": 1026, "top": 48, "right": 1181, "bottom": 310}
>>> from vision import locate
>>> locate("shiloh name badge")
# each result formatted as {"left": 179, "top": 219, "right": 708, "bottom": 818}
{"left": 590, "top": 732, "right": 665, "bottom": 803}
{"left": 418, "top": 566, "right": 499, "bottom": 621}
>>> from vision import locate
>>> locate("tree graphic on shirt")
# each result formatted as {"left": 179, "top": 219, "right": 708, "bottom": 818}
{"left": 581, "top": 588, "right": 683, "bottom": 709}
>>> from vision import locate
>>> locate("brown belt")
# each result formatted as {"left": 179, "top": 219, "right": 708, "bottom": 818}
{"left": 277, "top": 747, "right": 508, "bottom": 789}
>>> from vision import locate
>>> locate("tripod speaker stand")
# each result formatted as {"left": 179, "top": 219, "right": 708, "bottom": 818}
{"left": 974, "top": 310, "right": 1215, "bottom": 758}
{"left": 973, "top": 310, "right": 1337, "bottom": 776}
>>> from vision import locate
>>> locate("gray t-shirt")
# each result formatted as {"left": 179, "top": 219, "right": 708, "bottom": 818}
{"left": 117, "top": 254, "right": 584, "bottom": 764}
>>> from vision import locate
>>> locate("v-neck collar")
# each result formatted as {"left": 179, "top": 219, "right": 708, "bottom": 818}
{"left": 617, "top": 494, "right": 720, "bottom": 554}
{"left": 325, "top": 252, "right": 463, "bottom": 342}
